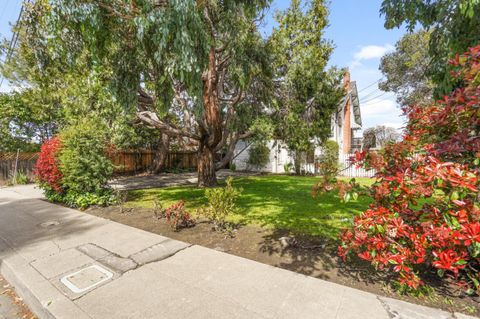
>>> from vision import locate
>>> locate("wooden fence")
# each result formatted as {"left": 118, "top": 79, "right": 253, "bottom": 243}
{"left": 110, "top": 150, "right": 197, "bottom": 175}
{"left": 338, "top": 153, "right": 376, "bottom": 178}
{"left": 0, "top": 152, "right": 39, "bottom": 182}
{"left": 0, "top": 150, "right": 198, "bottom": 182}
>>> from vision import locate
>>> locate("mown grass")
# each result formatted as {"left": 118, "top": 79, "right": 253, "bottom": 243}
{"left": 127, "top": 175, "right": 374, "bottom": 239}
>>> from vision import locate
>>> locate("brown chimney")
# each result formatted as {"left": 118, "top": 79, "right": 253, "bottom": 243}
{"left": 343, "top": 70, "right": 351, "bottom": 90}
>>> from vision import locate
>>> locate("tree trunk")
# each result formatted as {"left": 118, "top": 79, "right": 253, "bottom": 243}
{"left": 215, "top": 132, "right": 239, "bottom": 170}
{"left": 150, "top": 133, "right": 170, "bottom": 174}
{"left": 293, "top": 151, "right": 302, "bottom": 175}
{"left": 197, "top": 46, "right": 222, "bottom": 187}
{"left": 198, "top": 139, "right": 217, "bottom": 187}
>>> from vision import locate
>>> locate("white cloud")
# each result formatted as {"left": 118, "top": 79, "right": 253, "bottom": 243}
{"left": 350, "top": 44, "right": 394, "bottom": 69}
{"left": 354, "top": 44, "right": 394, "bottom": 60}
{"left": 359, "top": 97, "right": 405, "bottom": 132}
{"left": 361, "top": 98, "right": 396, "bottom": 116}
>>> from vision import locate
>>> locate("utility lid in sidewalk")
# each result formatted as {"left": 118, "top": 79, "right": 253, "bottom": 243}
{"left": 60, "top": 265, "right": 113, "bottom": 294}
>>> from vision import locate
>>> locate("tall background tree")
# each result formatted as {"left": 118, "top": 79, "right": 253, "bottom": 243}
{"left": 24, "top": 0, "right": 273, "bottom": 187}
{"left": 0, "top": 1, "right": 61, "bottom": 151}
{"left": 379, "top": 30, "right": 434, "bottom": 107}
{"left": 362, "top": 125, "right": 401, "bottom": 150}
{"left": 0, "top": 93, "right": 52, "bottom": 152}
{"left": 269, "top": 0, "right": 345, "bottom": 174}
{"left": 381, "top": 0, "right": 480, "bottom": 95}
{"left": 0, "top": 1, "right": 159, "bottom": 154}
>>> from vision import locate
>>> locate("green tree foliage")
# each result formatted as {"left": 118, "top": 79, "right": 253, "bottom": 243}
{"left": 269, "top": 0, "right": 345, "bottom": 174}
{"left": 0, "top": 93, "right": 52, "bottom": 152}
{"left": 25, "top": 0, "right": 273, "bottom": 186}
{"left": 58, "top": 118, "right": 113, "bottom": 194}
{"left": 379, "top": 30, "right": 434, "bottom": 107}
{"left": 1, "top": 1, "right": 163, "bottom": 154}
{"left": 0, "top": 1, "right": 63, "bottom": 151}
{"left": 247, "top": 142, "right": 271, "bottom": 169}
{"left": 362, "top": 125, "right": 401, "bottom": 150}
{"left": 381, "top": 0, "right": 480, "bottom": 95}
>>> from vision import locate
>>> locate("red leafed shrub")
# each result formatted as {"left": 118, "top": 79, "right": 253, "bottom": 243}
{"left": 338, "top": 46, "right": 480, "bottom": 294}
{"left": 34, "top": 137, "right": 63, "bottom": 193}
{"left": 164, "top": 201, "right": 196, "bottom": 231}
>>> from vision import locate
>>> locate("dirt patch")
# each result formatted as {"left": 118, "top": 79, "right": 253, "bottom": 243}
{"left": 86, "top": 205, "right": 479, "bottom": 316}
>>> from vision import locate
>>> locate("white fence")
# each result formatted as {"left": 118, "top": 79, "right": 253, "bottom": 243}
{"left": 338, "top": 153, "right": 376, "bottom": 178}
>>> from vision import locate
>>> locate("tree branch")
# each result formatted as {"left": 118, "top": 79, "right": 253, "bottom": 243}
{"left": 215, "top": 131, "right": 240, "bottom": 170}
{"left": 136, "top": 111, "right": 201, "bottom": 140}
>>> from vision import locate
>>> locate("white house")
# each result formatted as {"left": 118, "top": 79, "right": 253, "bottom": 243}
{"left": 232, "top": 73, "right": 362, "bottom": 174}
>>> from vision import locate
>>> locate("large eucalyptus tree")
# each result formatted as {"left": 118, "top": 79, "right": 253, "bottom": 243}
{"left": 26, "top": 0, "right": 272, "bottom": 186}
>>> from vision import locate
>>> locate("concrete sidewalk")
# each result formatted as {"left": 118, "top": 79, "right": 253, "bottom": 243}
{"left": 0, "top": 185, "right": 476, "bottom": 319}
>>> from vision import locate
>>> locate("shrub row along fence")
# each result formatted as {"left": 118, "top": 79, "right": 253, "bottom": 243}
{"left": 338, "top": 153, "right": 376, "bottom": 178}
{"left": 0, "top": 150, "right": 198, "bottom": 183}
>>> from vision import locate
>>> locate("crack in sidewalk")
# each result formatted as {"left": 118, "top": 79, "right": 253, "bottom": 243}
{"left": 376, "top": 296, "right": 459, "bottom": 319}
{"left": 377, "top": 296, "right": 401, "bottom": 319}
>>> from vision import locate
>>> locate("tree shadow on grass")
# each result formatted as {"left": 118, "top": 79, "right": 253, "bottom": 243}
{"left": 127, "top": 175, "right": 372, "bottom": 238}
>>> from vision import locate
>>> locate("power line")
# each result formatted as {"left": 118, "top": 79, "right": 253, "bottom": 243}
{"left": 360, "top": 91, "right": 389, "bottom": 104}
{"left": 357, "top": 78, "right": 383, "bottom": 93}
{"left": 0, "top": 0, "right": 24, "bottom": 89}
{"left": 360, "top": 87, "right": 383, "bottom": 100}
{"left": 6, "top": 2, "right": 24, "bottom": 59}
{"left": 359, "top": 98, "right": 393, "bottom": 106}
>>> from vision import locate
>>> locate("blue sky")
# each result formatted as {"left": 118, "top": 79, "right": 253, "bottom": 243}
{"left": 0, "top": 0, "right": 22, "bottom": 92}
{"left": 261, "top": 0, "right": 408, "bottom": 131}
{"left": 0, "top": 0, "right": 407, "bottom": 130}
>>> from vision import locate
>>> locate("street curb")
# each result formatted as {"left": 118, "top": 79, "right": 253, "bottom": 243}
{"left": 0, "top": 246, "right": 92, "bottom": 319}
{"left": 1, "top": 257, "right": 56, "bottom": 319}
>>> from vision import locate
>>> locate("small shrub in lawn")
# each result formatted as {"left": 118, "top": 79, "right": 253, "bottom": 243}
{"left": 116, "top": 190, "right": 129, "bottom": 214}
{"left": 283, "top": 162, "right": 294, "bottom": 174}
{"left": 199, "top": 177, "right": 242, "bottom": 231}
{"left": 163, "top": 201, "right": 195, "bottom": 231}
{"left": 312, "top": 140, "right": 340, "bottom": 197}
{"left": 316, "top": 140, "right": 339, "bottom": 178}
{"left": 152, "top": 197, "right": 165, "bottom": 219}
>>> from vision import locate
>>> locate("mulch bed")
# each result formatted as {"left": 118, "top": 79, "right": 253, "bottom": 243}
{"left": 86, "top": 205, "right": 479, "bottom": 316}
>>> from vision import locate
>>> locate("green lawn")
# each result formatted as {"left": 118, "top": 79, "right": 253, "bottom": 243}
{"left": 127, "top": 175, "right": 374, "bottom": 239}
